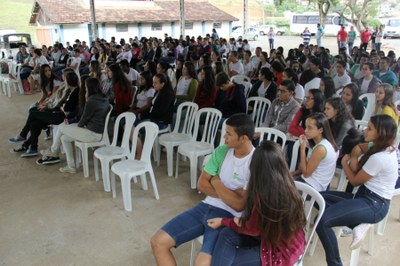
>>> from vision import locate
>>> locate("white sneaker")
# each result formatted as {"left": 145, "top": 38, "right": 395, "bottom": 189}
{"left": 59, "top": 165, "right": 77, "bottom": 174}
{"left": 350, "top": 224, "right": 371, "bottom": 250}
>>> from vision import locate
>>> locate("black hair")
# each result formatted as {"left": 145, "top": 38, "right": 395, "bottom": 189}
{"left": 280, "top": 79, "right": 296, "bottom": 92}
{"left": 321, "top": 76, "right": 336, "bottom": 99}
{"left": 306, "top": 112, "right": 338, "bottom": 151}
{"left": 225, "top": 113, "right": 255, "bottom": 140}
{"left": 215, "top": 72, "right": 230, "bottom": 87}
{"left": 260, "top": 67, "right": 274, "bottom": 81}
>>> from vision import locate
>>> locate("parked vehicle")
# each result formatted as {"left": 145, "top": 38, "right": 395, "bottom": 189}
{"left": 383, "top": 18, "right": 400, "bottom": 38}
{"left": 0, "top": 33, "right": 32, "bottom": 59}
{"left": 290, "top": 12, "right": 347, "bottom": 36}
{"left": 231, "top": 26, "right": 259, "bottom": 41}
{"left": 258, "top": 25, "right": 285, "bottom": 36}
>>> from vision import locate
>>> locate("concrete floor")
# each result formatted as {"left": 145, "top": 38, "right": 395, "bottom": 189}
{"left": 1, "top": 93, "right": 399, "bottom": 266}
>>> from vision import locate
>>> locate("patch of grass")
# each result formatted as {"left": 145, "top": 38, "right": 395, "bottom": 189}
{"left": 1, "top": 0, "right": 37, "bottom": 42}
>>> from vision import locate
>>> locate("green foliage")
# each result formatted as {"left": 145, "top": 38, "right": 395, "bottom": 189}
{"left": 0, "top": 0, "right": 36, "bottom": 42}
{"left": 274, "top": 0, "right": 317, "bottom": 16}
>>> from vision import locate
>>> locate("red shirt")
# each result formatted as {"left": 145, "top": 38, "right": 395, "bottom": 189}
{"left": 193, "top": 82, "right": 218, "bottom": 109}
{"left": 114, "top": 82, "right": 133, "bottom": 115}
{"left": 337, "top": 29, "right": 348, "bottom": 42}
{"left": 361, "top": 30, "right": 372, "bottom": 43}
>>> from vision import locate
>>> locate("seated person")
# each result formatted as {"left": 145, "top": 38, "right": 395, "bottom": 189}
{"left": 208, "top": 141, "right": 306, "bottom": 266}
{"left": 317, "top": 115, "right": 398, "bottom": 265}
{"left": 291, "top": 112, "right": 339, "bottom": 191}
{"left": 26, "top": 48, "right": 49, "bottom": 94}
{"left": 214, "top": 72, "right": 246, "bottom": 120}
{"left": 356, "top": 62, "right": 381, "bottom": 94}
{"left": 373, "top": 57, "right": 398, "bottom": 87}
{"left": 36, "top": 77, "right": 110, "bottom": 173}
{"left": 332, "top": 60, "right": 351, "bottom": 90}
{"left": 175, "top": 61, "right": 198, "bottom": 105}
{"left": 374, "top": 83, "right": 399, "bottom": 126}
{"left": 226, "top": 51, "right": 244, "bottom": 78}
{"left": 151, "top": 114, "right": 255, "bottom": 265}
{"left": 119, "top": 59, "right": 139, "bottom": 87}
{"left": 247, "top": 67, "right": 277, "bottom": 103}
{"left": 258, "top": 80, "right": 300, "bottom": 134}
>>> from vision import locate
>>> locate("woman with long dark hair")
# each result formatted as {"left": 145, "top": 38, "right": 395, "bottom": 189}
{"left": 324, "top": 97, "right": 355, "bottom": 146}
{"left": 320, "top": 76, "right": 337, "bottom": 99}
{"left": 38, "top": 64, "right": 62, "bottom": 103}
{"left": 175, "top": 61, "right": 198, "bottom": 103}
{"left": 317, "top": 115, "right": 398, "bottom": 265}
{"left": 292, "top": 112, "right": 339, "bottom": 191}
{"left": 107, "top": 64, "right": 133, "bottom": 115}
{"left": 208, "top": 141, "right": 306, "bottom": 266}
{"left": 131, "top": 71, "right": 155, "bottom": 120}
{"left": 193, "top": 66, "right": 218, "bottom": 109}
{"left": 248, "top": 67, "right": 278, "bottom": 102}
{"left": 341, "top": 83, "right": 365, "bottom": 120}
{"left": 288, "top": 89, "right": 325, "bottom": 138}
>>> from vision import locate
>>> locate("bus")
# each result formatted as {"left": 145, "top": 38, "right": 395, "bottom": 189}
{"left": 290, "top": 12, "right": 347, "bottom": 36}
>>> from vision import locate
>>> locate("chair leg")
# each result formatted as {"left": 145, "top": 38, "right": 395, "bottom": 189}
{"left": 140, "top": 174, "right": 148, "bottom": 191}
{"left": 189, "top": 155, "right": 198, "bottom": 189}
{"left": 101, "top": 159, "right": 111, "bottom": 192}
{"left": 189, "top": 240, "right": 196, "bottom": 266}
{"left": 81, "top": 148, "right": 90, "bottom": 177}
{"left": 120, "top": 175, "right": 133, "bottom": 211}
{"left": 349, "top": 247, "right": 361, "bottom": 266}
{"left": 75, "top": 146, "right": 81, "bottom": 169}
{"left": 175, "top": 151, "right": 180, "bottom": 179}
{"left": 148, "top": 169, "right": 160, "bottom": 200}
{"left": 94, "top": 156, "right": 100, "bottom": 182}
{"left": 368, "top": 224, "right": 374, "bottom": 256}
{"left": 165, "top": 145, "right": 174, "bottom": 177}
{"left": 111, "top": 171, "right": 117, "bottom": 198}
{"left": 377, "top": 213, "right": 388, "bottom": 236}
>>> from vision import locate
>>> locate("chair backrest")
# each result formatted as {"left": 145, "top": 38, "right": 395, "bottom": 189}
{"left": 288, "top": 140, "right": 311, "bottom": 172}
{"left": 246, "top": 97, "right": 271, "bottom": 127}
{"left": 192, "top": 108, "right": 222, "bottom": 146}
{"left": 101, "top": 105, "right": 114, "bottom": 146}
{"left": 129, "top": 121, "right": 159, "bottom": 162}
{"left": 110, "top": 112, "right": 136, "bottom": 147}
{"left": 336, "top": 88, "right": 343, "bottom": 96}
{"left": 173, "top": 102, "right": 199, "bottom": 134}
{"left": 255, "top": 127, "right": 287, "bottom": 149}
{"left": 231, "top": 74, "right": 251, "bottom": 84}
{"left": 359, "top": 93, "right": 376, "bottom": 121}
{"left": 242, "top": 81, "right": 252, "bottom": 98}
{"left": 218, "top": 119, "right": 227, "bottom": 147}
{"left": 294, "top": 181, "right": 326, "bottom": 260}
{"left": 355, "top": 119, "right": 368, "bottom": 131}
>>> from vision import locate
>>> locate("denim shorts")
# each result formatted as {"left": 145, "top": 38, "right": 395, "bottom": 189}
{"left": 161, "top": 202, "right": 234, "bottom": 255}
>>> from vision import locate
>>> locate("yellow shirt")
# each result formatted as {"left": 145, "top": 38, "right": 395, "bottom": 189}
{"left": 375, "top": 105, "right": 399, "bottom": 126}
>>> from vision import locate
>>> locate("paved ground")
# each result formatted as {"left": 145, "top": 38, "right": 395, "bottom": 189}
{"left": 1, "top": 78, "right": 400, "bottom": 265}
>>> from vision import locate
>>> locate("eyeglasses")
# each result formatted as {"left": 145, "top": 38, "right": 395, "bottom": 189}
{"left": 304, "top": 96, "right": 314, "bottom": 101}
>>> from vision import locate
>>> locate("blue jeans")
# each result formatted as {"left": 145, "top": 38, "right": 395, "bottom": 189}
{"left": 316, "top": 186, "right": 390, "bottom": 266}
{"left": 161, "top": 203, "right": 234, "bottom": 255}
{"left": 348, "top": 42, "right": 354, "bottom": 55}
{"left": 212, "top": 227, "right": 261, "bottom": 266}
{"left": 375, "top": 43, "right": 382, "bottom": 53}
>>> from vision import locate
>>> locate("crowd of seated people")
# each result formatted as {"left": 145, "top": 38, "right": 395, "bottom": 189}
{"left": 6, "top": 31, "right": 400, "bottom": 265}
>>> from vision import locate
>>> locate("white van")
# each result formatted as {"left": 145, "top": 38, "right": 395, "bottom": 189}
{"left": 384, "top": 18, "right": 400, "bottom": 38}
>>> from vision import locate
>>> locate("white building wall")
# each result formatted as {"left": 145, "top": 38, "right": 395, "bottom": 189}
{"left": 141, "top": 22, "right": 172, "bottom": 39}
{"left": 62, "top": 24, "right": 90, "bottom": 44}
{"left": 104, "top": 24, "right": 139, "bottom": 41}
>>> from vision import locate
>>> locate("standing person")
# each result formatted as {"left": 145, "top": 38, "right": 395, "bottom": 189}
{"left": 371, "top": 26, "right": 378, "bottom": 50}
{"left": 316, "top": 23, "right": 325, "bottom": 47}
{"left": 267, "top": 27, "right": 276, "bottom": 50}
{"left": 151, "top": 114, "right": 255, "bottom": 266}
{"left": 208, "top": 141, "right": 306, "bottom": 266}
{"left": 360, "top": 27, "right": 372, "bottom": 51}
{"left": 211, "top": 28, "right": 219, "bottom": 41}
{"left": 375, "top": 25, "right": 384, "bottom": 53}
{"left": 348, "top": 26, "right": 357, "bottom": 55}
{"left": 316, "top": 115, "right": 398, "bottom": 265}
{"left": 337, "top": 25, "right": 348, "bottom": 51}
{"left": 301, "top": 27, "right": 311, "bottom": 47}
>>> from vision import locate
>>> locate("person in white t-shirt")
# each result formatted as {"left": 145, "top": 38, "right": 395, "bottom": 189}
{"left": 226, "top": 51, "right": 244, "bottom": 78}
{"left": 130, "top": 70, "right": 155, "bottom": 120}
{"left": 26, "top": 48, "right": 50, "bottom": 94}
{"left": 316, "top": 115, "right": 398, "bottom": 265}
{"left": 332, "top": 60, "right": 351, "bottom": 90}
{"left": 151, "top": 114, "right": 255, "bottom": 266}
{"left": 119, "top": 59, "right": 139, "bottom": 86}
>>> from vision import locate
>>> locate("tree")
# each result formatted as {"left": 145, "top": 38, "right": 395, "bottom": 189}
{"left": 330, "top": 0, "right": 379, "bottom": 32}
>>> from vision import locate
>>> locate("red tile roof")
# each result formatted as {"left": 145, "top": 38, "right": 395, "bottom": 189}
{"left": 30, "top": 0, "right": 238, "bottom": 25}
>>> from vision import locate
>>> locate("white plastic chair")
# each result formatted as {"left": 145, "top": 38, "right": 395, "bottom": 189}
{"left": 294, "top": 181, "right": 326, "bottom": 265}
{"left": 175, "top": 108, "right": 222, "bottom": 189}
{"left": 93, "top": 112, "right": 136, "bottom": 192}
{"left": 242, "top": 81, "right": 252, "bottom": 98}
{"left": 153, "top": 124, "right": 171, "bottom": 166}
{"left": 110, "top": 121, "right": 160, "bottom": 211}
{"left": 189, "top": 181, "right": 326, "bottom": 266}
{"left": 10, "top": 63, "right": 23, "bottom": 94}
{"left": 359, "top": 93, "right": 376, "bottom": 122}
{"left": 246, "top": 96, "right": 271, "bottom": 127}
{"left": 158, "top": 102, "right": 199, "bottom": 176}
{"left": 74, "top": 105, "right": 113, "bottom": 177}
{"left": 230, "top": 74, "right": 251, "bottom": 84}
{"left": 255, "top": 127, "right": 287, "bottom": 149}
